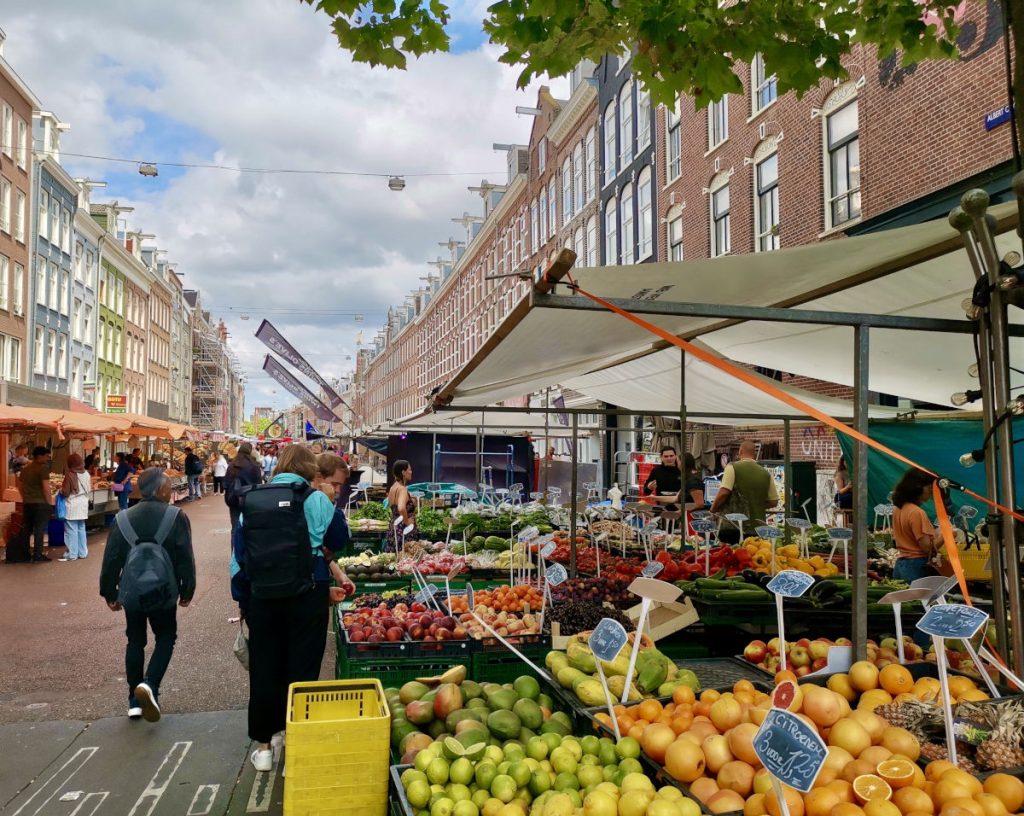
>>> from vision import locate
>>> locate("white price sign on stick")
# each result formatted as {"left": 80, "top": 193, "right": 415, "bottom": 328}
{"left": 766, "top": 570, "right": 815, "bottom": 673}
{"left": 588, "top": 618, "right": 629, "bottom": 741}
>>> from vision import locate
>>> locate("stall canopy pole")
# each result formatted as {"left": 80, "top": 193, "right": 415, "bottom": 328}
{"left": 852, "top": 325, "right": 870, "bottom": 661}
{"left": 570, "top": 412, "right": 578, "bottom": 579}
{"left": 544, "top": 388, "right": 551, "bottom": 493}
{"left": 679, "top": 349, "right": 687, "bottom": 483}
{"left": 784, "top": 419, "right": 792, "bottom": 518}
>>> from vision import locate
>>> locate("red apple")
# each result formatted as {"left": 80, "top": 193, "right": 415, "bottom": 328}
{"left": 766, "top": 637, "right": 782, "bottom": 656}
{"left": 835, "top": 637, "right": 852, "bottom": 647}
{"left": 410, "top": 602, "right": 426, "bottom": 613}
{"left": 809, "top": 640, "right": 830, "bottom": 660}
{"left": 794, "top": 665, "right": 811, "bottom": 677}
{"left": 811, "top": 657, "right": 828, "bottom": 672}
{"left": 386, "top": 627, "right": 404, "bottom": 641}
{"left": 796, "top": 638, "right": 811, "bottom": 650}
{"left": 452, "top": 626, "right": 467, "bottom": 640}
{"left": 350, "top": 629, "right": 366, "bottom": 642}
{"left": 789, "top": 645, "right": 811, "bottom": 668}
{"left": 743, "top": 640, "right": 768, "bottom": 664}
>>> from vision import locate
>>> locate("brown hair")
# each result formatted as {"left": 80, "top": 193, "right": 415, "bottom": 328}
{"left": 274, "top": 445, "right": 317, "bottom": 482}
{"left": 316, "top": 452, "right": 348, "bottom": 479}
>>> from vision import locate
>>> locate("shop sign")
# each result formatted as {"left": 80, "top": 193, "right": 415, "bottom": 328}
{"left": 105, "top": 394, "right": 127, "bottom": 413}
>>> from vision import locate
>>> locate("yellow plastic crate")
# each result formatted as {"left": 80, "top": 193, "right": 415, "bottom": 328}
{"left": 958, "top": 543, "right": 992, "bottom": 581}
{"left": 284, "top": 679, "right": 391, "bottom": 816}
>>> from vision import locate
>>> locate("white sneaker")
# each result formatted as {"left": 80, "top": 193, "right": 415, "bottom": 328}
{"left": 134, "top": 683, "right": 160, "bottom": 723}
{"left": 271, "top": 732, "right": 285, "bottom": 752}
{"left": 128, "top": 706, "right": 143, "bottom": 719}
{"left": 251, "top": 748, "right": 273, "bottom": 772}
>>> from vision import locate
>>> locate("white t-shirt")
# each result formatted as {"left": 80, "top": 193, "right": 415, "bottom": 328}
{"left": 214, "top": 457, "right": 229, "bottom": 477}
{"left": 262, "top": 454, "right": 277, "bottom": 473}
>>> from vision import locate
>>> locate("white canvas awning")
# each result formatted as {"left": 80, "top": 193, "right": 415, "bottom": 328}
{"left": 375, "top": 409, "right": 602, "bottom": 437}
{"left": 434, "top": 202, "right": 1020, "bottom": 413}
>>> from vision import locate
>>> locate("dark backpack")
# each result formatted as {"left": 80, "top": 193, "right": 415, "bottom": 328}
{"left": 186, "top": 456, "right": 203, "bottom": 476}
{"left": 225, "top": 462, "right": 258, "bottom": 510}
{"left": 116, "top": 507, "right": 181, "bottom": 613}
{"left": 240, "top": 482, "right": 315, "bottom": 599}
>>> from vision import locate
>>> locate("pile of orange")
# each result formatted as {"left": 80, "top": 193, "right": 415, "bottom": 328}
{"left": 467, "top": 584, "right": 543, "bottom": 612}
{"left": 815, "top": 661, "right": 989, "bottom": 708}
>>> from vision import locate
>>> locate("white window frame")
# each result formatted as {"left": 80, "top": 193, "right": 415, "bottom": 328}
{"left": 73, "top": 298, "right": 82, "bottom": 340}
{"left": 35, "top": 262, "right": 45, "bottom": 307}
{"left": 33, "top": 326, "right": 44, "bottom": 373}
{"left": 13, "top": 263, "right": 23, "bottom": 315}
{"left": 572, "top": 144, "right": 584, "bottom": 214}
{"left": 0, "top": 178, "right": 10, "bottom": 234}
{"left": 584, "top": 127, "right": 596, "bottom": 201}
{"left": 586, "top": 215, "right": 598, "bottom": 268}
{"left": 538, "top": 189, "right": 548, "bottom": 244}
{"left": 61, "top": 208, "right": 71, "bottom": 253}
{"left": 708, "top": 96, "right": 729, "bottom": 150}
{"left": 824, "top": 95, "right": 861, "bottom": 229}
{"left": 16, "top": 119, "right": 26, "bottom": 170}
{"left": 60, "top": 269, "right": 69, "bottom": 314}
{"left": 637, "top": 167, "right": 653, "bottom": 259}
{"left": 83, "top": 303, "right": 91, "bottom": 342}
{"left": 637, "top": 85, "right": 651, "bottom": 148}
{"left": 48, "top": 262, "right": 58, "bottom": 310}
{"left": 561, "top": 157, "right": 573, "bottom": 226}
{"left": 49, "top": 198, "right": 59, "bottom": 244}
{"left": 0, "top": 255, "right": 7, "bottom": 311}
{"left": 667, "top": 105, "right": 682, "bottom": 181}
{"left": 573, "top": 226, "right": 585, "bottom": 265}
{"left": 58, "top": 334, "right": 67, "bottom": 379}
{"left": 668, "top": 213, "right": 684, "bottom": 261}
{"left": 1, "top": 106, "right": 11, "bottom": 158}
{"left": 710, "top": 181, "right": 731, "bottom": 258}
{"left": 46, "top": 329, "right": 56, "bottom": 376}
{"left": 755, "top": 150, "right": 780, "bottom": 252}
{"left": 14, "top": 191, "right": 24, "bottom": 242}
{"left": 547, "top": 179, "right": 557, "bottom": 238}
{"left": 8, "top": 336, "right": 20, "bottom": 382}
{"left": 604, "top": 196, "right": 617, "bottom": 265}
{"left": 39, "top": 190, "right": 48, "bottom": 240}
{"left": 603, "top": 102, "right": 617, "bottom": 184}
{"left": 620, "top": 183, "right": 635, "bottom": 265}
{"left": 751, "top": 53, "right": 778, "bottom": 114}
{"left": 619, "top": 81, "right": 634, "bottom": 168}
{"left": 537, "top": 138, "right": 546, "bottom": 175}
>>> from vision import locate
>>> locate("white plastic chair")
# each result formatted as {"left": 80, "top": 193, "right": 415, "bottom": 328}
{"left": 347, "top": 480, "right": 371, "bottom": 512}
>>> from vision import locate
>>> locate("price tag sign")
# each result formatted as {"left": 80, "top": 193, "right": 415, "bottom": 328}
{"left": 545, "top": 563, "right": 568, "bottom": 586}
{"left": 786, "top": 517, "right": 812, "bottom": 530}
{"left": 415, "top": 584, "right": 438, "bottom": 603}
{"left": 540, "top": 540, "right": 557, "bottom": 559}
{"left": 517, "top": 526, "right": 540, "bottom": 542}
{"left": 725, "top": 513, "right": 748, "bottom": 523}
{"left": 826, "top": 528, "right": 853, "bottom": 540}
{"left": 589, "top": 618, "right": 629, "bottom": 662}
{"left": 754, "top": 708, "right": 828, "bottom": 793}
{"left": 466, "top": 582, "right": 475, "bottom": 610}
{"left": 642, "top": 561, "right": 665, "bottom": 578}
{"left": 767, "top": 570, "right": 815, "bottom": 598}
{"left": 917, "top": 603, "right": 989, "bottom": 639}
{"left": 642, "top": 521, "right": 661, "bottom": 535}
{"left": 404, "top": 524, "right": 415, "bottom": 535}
{"left": 925, "top": 577, "right": 959, "bottom": 605}
{"left": 447, "top": 566, "right": 461, "bottom": 582}
{"left": 692, "top": 520, "right": 717, "bottom": 534}
{"left": 594, "top": 531, "right": 609, "bottom": 543}
{"left": 756, "top": 526, "right": 783, "bottom": 539}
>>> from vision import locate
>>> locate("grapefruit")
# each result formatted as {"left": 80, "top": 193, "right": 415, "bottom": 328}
{"left": 849, "top": 662, "right": 881, "bottom": 693}
{"left": 879, "top": 666, "right": 914, "bottom": 696}
{"left": 982, "top": 774, "right": 1024, "bottom": 813}
{"left": 664, "top": 739, "right": 706, "bottom": 783}
{"left": 728, "top": 723, "right": 762, "bottom": 767}
{"left": 829, "top": 719, "right": 873, "bottom": 758}
{"left": 879, "top": 728, "right": 920, "bottom": 762}
{"left": 853, "top": 775, "right": 893, "bottom": 804}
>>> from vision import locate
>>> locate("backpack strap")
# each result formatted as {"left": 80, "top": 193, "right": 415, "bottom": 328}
{"left": 115, "top": 511, "right": 139, "bottom": 546}
{"left": 115, "top": 505, "right": 180, "bottom": 548}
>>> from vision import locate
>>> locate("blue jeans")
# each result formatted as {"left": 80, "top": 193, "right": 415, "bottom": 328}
{"left": 188, "top": 474, "right": 202, "bottom": 498}
{"left": 893, "top": 557, "right": 930, "bottom": 583}
{"left": 117, "top": 488, "right": 130, "bottom": 511}
{"left": 64, "top": 519, "right": 87, "bottom": 559}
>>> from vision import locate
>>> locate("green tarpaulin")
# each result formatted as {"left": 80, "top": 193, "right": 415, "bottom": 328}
{"left": 837, "top": 419, "right": 1024, "bottom": 521}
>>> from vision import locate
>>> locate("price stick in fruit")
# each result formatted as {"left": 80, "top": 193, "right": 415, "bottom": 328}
{"left": 755, "top": 526, "right": 783, "bottom": 575}
{"left": 538, "top": 537, "right": 557, "bottom": 595}
{"left": 641, "top": 560, "right": 664, "bottom": 578}
{"left": 593, "top": 531, "right": 608, "bottom": 578}
{"left": 620, "top": 578, "right": 683, "bottom": 704}
{"left": 785, "top": 517, "right": 813, "bottom": 560}
{"left": 444, "top": 565, "right": 460, "bottom": 612}
{"left": 765, "top": 570, "right": 816, "bottom": 673}
{"left": 691, "top": 519, "right": 717, "bottom": 574}
{"left": 754, "top": 701, "right": 828, "bottom": 816}
{"left": 917, "top": 603, "right": 990, "bottom": 764}
{"left": 589, "top": 618, "right": 630, "bottom": 741}
{"left": 877, "top": 587, "right": 931, "bottom": 664}
{"left": 825, "top": 527, "right": 853, "bottom": 578}
{"left": 539, "top": 562, "right": 567, "bottom": 631}
{"left": 465, "top": 581, "right": 554, "bottom": 686}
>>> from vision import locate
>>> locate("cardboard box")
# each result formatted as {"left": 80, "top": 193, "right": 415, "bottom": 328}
{"left": 626, "top": 597, "right": 699, "bottom": 642}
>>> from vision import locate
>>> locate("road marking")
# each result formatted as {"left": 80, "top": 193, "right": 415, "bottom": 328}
{"left": 11, "top": 746, "right": 99, "bottom": 816}
{"left": 69, "top": 792, "right": 109, "bottom": 816}
{"left": 127, "top": 741, "right": 192, "bottom": 816}
{"left": 186, "top": 784, "right": 220, "bottom": 816}
{"left": 246, "top": 752, "right": 281, "bottom": 812}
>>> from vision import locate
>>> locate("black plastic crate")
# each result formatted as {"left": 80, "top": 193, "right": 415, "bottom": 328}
{"left": 676, "top": 656, "right": 779, "bottom": 689}
{"left": 338, "top": 620, "right": 477, "bottom": 661}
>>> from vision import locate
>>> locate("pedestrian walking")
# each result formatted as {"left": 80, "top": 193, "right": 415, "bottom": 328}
{"left": 212, "top": 453, "right": 229, "bottom": 494}
{"left": 260, "top": 448, "right": 278, "bottom": 483}
{"left": 100, "top": 468, "right": 195, "bottom": 722}
{"left": 230, "top": 445, "right": 353, "bottom": 772}
{"left": 19, "top": 446, "right": 54, "bottom": 562}
{"left": 59, "top": 454, "right": 91, "bottom": 561}
{"left": 184, "top": 447, "right": 204, "bottom": 500}
{"left": 112, "top": 452, "right": 135, "bottom": 512}
{"left": 225, "top": 442, "right": 262, "bottom": 533}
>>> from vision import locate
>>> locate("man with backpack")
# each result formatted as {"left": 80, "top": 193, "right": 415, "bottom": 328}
{"left": 100, "top": 468, "right": 196, "bottom": 723}
{"left": 184, "top": 447, "right": 204, "bottom": 501}
{"left": 225, "top": 442, "right": 263, "bottom": 534}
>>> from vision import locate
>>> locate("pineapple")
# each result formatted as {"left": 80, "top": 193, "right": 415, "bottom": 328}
{"left": 976, "top": 738, "right": 1024, "bottom": 770}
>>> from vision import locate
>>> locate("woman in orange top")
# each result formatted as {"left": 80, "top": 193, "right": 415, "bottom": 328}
{"left": 891, "top": 468, "right": 939, "bottom": 582}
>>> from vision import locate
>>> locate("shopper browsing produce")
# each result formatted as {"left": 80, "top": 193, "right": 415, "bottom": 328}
{"left": 891, "top": 467, "right": 940, "bottom": 582}
{"left": 711, "top": 440, "right": 778, "bottom": 543}
{"left": 387, "top": 459, "right": 417, "bottom": 550}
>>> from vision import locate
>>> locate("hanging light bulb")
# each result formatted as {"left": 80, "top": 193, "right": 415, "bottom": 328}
{"left": 388, "top": 176, "right": 406, "bottom": 191}
{"left": 961, "top": 297, "right": 983, "bottom": 320}
{"left": 959, "top": 450, "right": 984, "bottom": 468}
{"left": 950, "top": 389, "right": 982, "bottom": 406}
{"left": 967, "top": 363, "right": 979, "bottom": 378}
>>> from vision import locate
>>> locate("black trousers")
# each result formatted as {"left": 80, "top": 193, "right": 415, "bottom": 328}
{"left": 125, "top": 606, "right": 178, "bottom": 702}
{"left": 25, "top": 503, "right": 51, "bottom": 558}
{"left": 213, "top": 476, "right": 224, "bottom": 493}
{"left": 246, "top": 582, "right": 329, "bottom": 743}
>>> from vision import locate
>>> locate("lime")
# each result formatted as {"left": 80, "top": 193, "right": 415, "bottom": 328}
{"left": 525, "top": 735, "right": 548, "bottom": 761}
{"left": 403, "top": 768, "right": 429, "bottom": 788}
{"left": 582, "top": 790, "right": 618, "bottom": 816}
{"left": 618, "top": 758, "right": 643, "bottom": 777}
{"left": 496, "top": 761, "right": 510, "bottom": 776}
{"left": 601, "top": 765, "right": 617, "bottom": 782}
{"left": 554, "top": 771, "right": 580, "bottom": 791}
{"left": 549, "top": 747, "right": 577, "bottom": 775}
{"left": 615, "top": 736, "right": 641, "bottom": 760}
{"left": 620, "top": 773, "right": 654, "bottom": 793}
{"left": 472, "top": 789, "right": 490, "bottom": 810}
{"left": 580, "top": 754, "right": 600, "bottom": 767}
{"left": 452, "top": 801, "right": 479, "bottom": 816}
{"left": 577, "top": 764, "right": 604, "bottom": 789}
{"left": 522, "top": 758, "right": 540, "bottom": 772}
{"left": 529, "top": 769, "right": 551, "bottom": 796}
{"left": 474, "top": 761, "right": 497, "bottom": 791}
{"left": 450, "top": 758, "right": 474, "bottom": 786}
{"left": 489, "top": 774, "right": 517, "bottom": 804}
{"left": 507, "top": 761, "right": 531, "bottom": 788}
{"left": 502, "top": 743, "right": 525, "bottom": 764}
{"left": 407, "top": 779, "right": 432, "bottom": 809}
{"left": 513, "top": 675, "right": 540, "bottom": 700}
{"left": 560, "top": 738, "right": 583, "bottom": 762}
{"left": 481, "top": 798, "right": 504, "bottom": 816}
{"left": 484, "top": 745, "right": 504, "bottom": 765}
{"left": 443, "top": 737, "right": 466, "bottom": 761}
{"left": 544, "top": 792, "right": 575, "bottom": 816}
{"left": 426, "top": 757, "right": 451, "bottom": 786}
{"left": 448, "top": 783, "right": 472, "bottom": 803}
{"left": 580, "top": 735, "right": 601, "bottom": 756}
{"left": 598, "top": 743, "right": 618, "bottom": 767}
{"left": 430, "top": 798, "right": 455, "bottom": 816}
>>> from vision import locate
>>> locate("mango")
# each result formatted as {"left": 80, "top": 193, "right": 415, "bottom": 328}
{"left": 433, "top": 683, "right": 464, "bottom": 720}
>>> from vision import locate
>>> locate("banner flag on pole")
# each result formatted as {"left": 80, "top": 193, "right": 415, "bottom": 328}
{"left": 255, "top": 320, "right": 346, "bottom": 408}
{"left": 262, "top": 356, "right": 339, "bottom": 422}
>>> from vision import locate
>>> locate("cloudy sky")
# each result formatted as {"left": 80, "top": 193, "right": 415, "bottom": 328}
{"left": 2, "top": 0, "right": 566, "bottom": 414}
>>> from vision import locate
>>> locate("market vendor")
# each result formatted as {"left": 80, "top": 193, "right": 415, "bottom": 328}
{"left": 891, "top": 467, "right": 940, "bottom": 582}
{"left": 644, "top": 446, "right": 682, "bottom": 507}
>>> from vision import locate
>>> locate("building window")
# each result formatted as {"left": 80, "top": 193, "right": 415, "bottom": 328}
{"left": 547, "top": 179, "right": 557, "bottom": 237}
{"left": 603, "top": 102, "right": 617, "bottom": 184}
{"left": 0, "top": 255, "right": 6, "bottom": 311}
{"left": 620, "top": 184, "right": 635, "bottom": 264}
{"left": 667, "top": 105, "right": 682, "bottom": 181}
{"left": 637, "top": 84, "right": 651, "bottom": 148}
{"left": 668, "top": 214, "right": 684, "bottom": 261}
{"left": 60, "top": 270, "right": 69, "bottom": 314}
{"left": 562, "top": 157, "right": 572, "bottom": 226}
{"left": 83, "top": 303, "right": 91, "bottom": 340}
{"left": 61, "top": 208, "right": 71, "bottom": 253}
{"left": 74, "top": 242, "right": 83, "bottom": 280}
{"left": 86, "top": 251, "right": 95, "bottom": 289}
{"left": 8, "top": 336, "right": 19, "bottom": 382}
{"left": 13, "top": 263, "right": 23, "bottom": 315}
{"left": 826, "top": 99, "right": 861, "bottom": 227}
{"left": 58, "top": 335, "right": 67, "bottom": 378}
{"left": 14, "top": 191, "right": 24, "bottom": 242}
{"left": 708, "top": 97, "right": 728, "bottom": 150}
{"left": 39, "top": 191, "right": 48, "bottom": 240}
{"left": 0, "top": 178, "right": 9, "bottom": 233}
{"left": 585, "top": 127, "right": 597, "bottom": 201}
{"left": 604, "top": 197, "right": 617, "bottom": 265}
{"left": 1, "top": 106, "right": 11, "bottom": 158}
{"left": 573, "top": 226, "right": 585, "bottom": 265}
{"left": 572, "top": 144, "right": 584, "bottom": 214}
{"left": 538, "top": 189, "right": 548, "bottom": 244}
{"left": 637, "top": 167, "right": 653, "bottom": 259}
{"left": 72, "top": 357, "right": 81, "bottom": 397}
{"left": 619, "top": 82, "right": 634, "bottom": 169}
{"left": 33, "top": 326, "right": 44, "bottom": 373}
{"left": 16, "top": 119, "right": 26, "bottom": 169}
{"left": 586, "top": 215, "right": 598, "bottom": 268}
{"left": 46, "top": 329, "right": 56, "bottom": 376}
{"left": 73, "top": 299, "right": 82, "bottom": 340}
{"left": 538, "top": 138, "right": 546, "bottom": 175}
{"left": 711, "top": 184, "right": 731, "bottom": 257}
{"left": 751, "top": 54, "right": 778, "bottom": 113}
{"left": 49, "top": 199, "right": 59, "bottom": 244}
{"left": 755, "top": 152, "right": 780, "bottom": 251}
{"left": 48, "top": 263, "right": 58, "bottom": 310}
{"left": 82, "top": 360, "right": 90, "bottom": 394}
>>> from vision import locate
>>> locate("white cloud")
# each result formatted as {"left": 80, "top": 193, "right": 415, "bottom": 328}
{"left": 2, "top": 0, "right": 567, "bottom": 412}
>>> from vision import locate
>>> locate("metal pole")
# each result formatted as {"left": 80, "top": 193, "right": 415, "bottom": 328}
{"left": 570, "top": 412, "right": 579, "bottom": 579}
{"left": 475, "top": 423, "right": 482, "bottom": 488}
{"left": 679, "top": 348, "right": 687, "bottom": 475}
{"left": 784, "top": 419, "right": 792, "bottom": 518}
{"left": 431, "top": 433, "right": 437, "bottom": 481}
{"left": 543, "top": 388, "right": 551, "bottom": 494}
{"left": 964, "top": 188, "right": 1023, "bottom": 674}
{"left": 852, "top": 325, "right": 870, "bottom": 662}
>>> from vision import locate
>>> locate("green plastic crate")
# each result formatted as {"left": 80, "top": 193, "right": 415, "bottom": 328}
{"left": 470, "top": 645, "right": 550, "bottom": 686}
{"left": 336, "top": 652, "right": 464, "bottom": 688}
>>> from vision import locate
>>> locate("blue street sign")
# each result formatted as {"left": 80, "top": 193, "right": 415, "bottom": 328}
{"left": 754, "top": 708, "right": 828, "bottom": 793}
{"left": 917, "top": 603, "right": 989, "bottom": 639}
{"left": 767, "top": 570, "right": 816, "bottom": 598}
{"left": 589, "top": 618, "right": 629, "bottom": 662}
{"left": 985, "top": 105, "right": 1012, "bottom": 131}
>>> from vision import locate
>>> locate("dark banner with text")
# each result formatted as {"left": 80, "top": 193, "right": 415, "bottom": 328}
{"left": 262, "top": 356, "right": 339, "bottom": 422}
{"left": 255, "top": 320, "right": 344, "bottom": 408}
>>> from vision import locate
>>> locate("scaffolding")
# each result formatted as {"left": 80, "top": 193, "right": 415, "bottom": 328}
{"left": 191, "top": 310, "right": 229, "bottom": 431}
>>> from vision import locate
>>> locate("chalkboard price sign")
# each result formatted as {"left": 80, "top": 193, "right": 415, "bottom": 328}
{"left": 545, "top": 563, "right": 568, "bottom": 587}
{"left": 415, "top": 584, "right": 439, "bottom": 603}
{"left": 589, "top": 618, "right": 629, "bottom": 662}
{"left": 916, "top": 603, "right": 989, "bottom": 639}
{"left": 767, "top": 570, "right": 815, "bottom": 599}
{"left": 725, "top": 513, "right": 749, "bottom": 523}
{"left": 517, "top": 526, "right": 540, "bottom": 542}
{"left": 466, "top": 582, "right": 475, "bottom": 610}
{"left": 756, "top": 526, "right": 783, "bottom": 539}
{"left": 786, "top": 518, "right": 813, "bottom": 530}
{"left": 826, "top": 528, "right": 854, "bottom": 540}
{"left": 692, "top": 520, "right": 717, "bottom": 534}
{"left": 754, "top": 708, "right": 828, "bottom": 793}
{"left": 540, "top": 541, "right": 557, "bottom": 559}
{"left": 642, "top": 561, "right": 665, "bottom": 578}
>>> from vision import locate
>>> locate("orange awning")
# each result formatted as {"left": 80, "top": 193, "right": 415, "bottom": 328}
{"left": 0, "top": 405, "right": 133, "bottom": 437}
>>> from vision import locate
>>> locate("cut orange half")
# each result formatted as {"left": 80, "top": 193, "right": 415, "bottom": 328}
{"left": 876, "top": 759, "right": 917, "bottom": 790}
{"left": 853, "top": 775, "right": 894, "bottom": 803}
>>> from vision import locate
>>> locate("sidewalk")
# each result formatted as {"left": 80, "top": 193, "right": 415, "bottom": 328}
{"left": 0, "top": 494, "right": 335, "bottom": 815}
